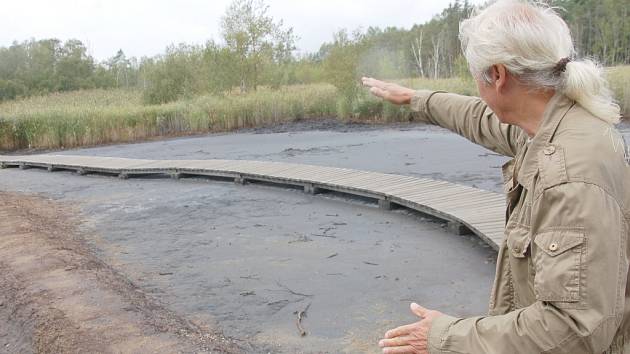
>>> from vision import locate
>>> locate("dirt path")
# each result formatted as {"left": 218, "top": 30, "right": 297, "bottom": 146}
{"left": 0, "top": 191, "right": 243, "bottom": 354}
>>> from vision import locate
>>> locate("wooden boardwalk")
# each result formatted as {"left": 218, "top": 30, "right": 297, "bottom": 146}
{"left": 0, "top": 154, "right": 506, "bottom": 250}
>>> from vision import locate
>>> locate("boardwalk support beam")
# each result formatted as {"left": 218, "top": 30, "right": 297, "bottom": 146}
{"left": 304, "top": 183, "right": 321, "bottom": 195}
{"left": 378, "top": 199, "right": 395, "bottom": 210}
{"left": 447, "top": 221, "right": 472, "bottom": 236}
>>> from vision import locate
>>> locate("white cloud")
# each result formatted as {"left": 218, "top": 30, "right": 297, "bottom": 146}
{"left": 1, "top": 0, "right": 484, "bottom": 61}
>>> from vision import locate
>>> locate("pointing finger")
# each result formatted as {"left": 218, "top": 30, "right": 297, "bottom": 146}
{"left": 383, "top": 345, "right": 415, "bottom": 354}
{"left": 363, "top": 77, "right": 387, "bottom": 89}
{"left": 410, "top": 302, "right": 429, "bottom": 318}
{"left": 379, "top": 335, "right": 411, "bottom": 348}
{"left": 361, "top": 77, "right": 375, "bottom": 87}
{"left": 370, "top": 87, "right": 389, "bottom": 100}
{"left": 384, "top": 322, "right": 417, "bottom": 338}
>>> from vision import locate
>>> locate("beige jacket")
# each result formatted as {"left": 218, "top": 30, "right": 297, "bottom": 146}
{"left": 410, "top": 90, "right": 630, "bottom": 353}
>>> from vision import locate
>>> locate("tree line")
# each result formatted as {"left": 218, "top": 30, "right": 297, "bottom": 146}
{"left": 0, "top": 0, "right": 627, "bottom": 104}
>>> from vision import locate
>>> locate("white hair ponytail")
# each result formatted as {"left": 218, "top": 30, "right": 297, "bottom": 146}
{"left": 460, "top": 0, "right": 621, "bottom": 124}
{"left": 562, "top": 59, "right": 620, "bottom": 124}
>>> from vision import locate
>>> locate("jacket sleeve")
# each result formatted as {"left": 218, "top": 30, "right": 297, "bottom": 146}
{"left": 427, "top": 182, "right": 628, "bottom": 354}
{"left": 410, "top": 90, "right": 526, "bottom": 158}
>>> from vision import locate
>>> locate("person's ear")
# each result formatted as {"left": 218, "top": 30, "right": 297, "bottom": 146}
{"left": 494, "top": 64, "right": 508, "bottom": 94}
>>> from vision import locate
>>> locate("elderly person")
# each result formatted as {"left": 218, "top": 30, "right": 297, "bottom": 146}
{"left": 363, "top": 1, "right": 629, "bottom": 353}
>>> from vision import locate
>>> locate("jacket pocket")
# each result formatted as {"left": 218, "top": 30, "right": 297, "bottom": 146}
{"left": 506, "top": 223, "right": 530, "bottom": 258}
{"left": 505, "top": 222, "right": 534, "bottom": 308}
{"left": 533, "top": 230, "right": 586, "bottom": 306}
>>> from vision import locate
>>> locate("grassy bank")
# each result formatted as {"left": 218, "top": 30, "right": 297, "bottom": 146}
{"left": 1, "top": 67, "right": 628, "bottom": 151}
{"left": 0, "top": 85, "right": 339, "bottom": 151}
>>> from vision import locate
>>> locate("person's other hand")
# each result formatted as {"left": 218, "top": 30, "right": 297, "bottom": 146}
{"left": 378, "top": 303, "right": 444, "bottom": 354}
{"left": 361, "top": 77, "right": 416, "bottom": 105}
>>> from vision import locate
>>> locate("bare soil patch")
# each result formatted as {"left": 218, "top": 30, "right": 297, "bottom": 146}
{"left": 0, "top": 191, "right": 242, "bottom": 354}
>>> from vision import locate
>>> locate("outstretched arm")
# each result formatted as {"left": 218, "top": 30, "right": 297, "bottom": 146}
{"left": 362, "top": 77, "right": 526, "bottom": 158}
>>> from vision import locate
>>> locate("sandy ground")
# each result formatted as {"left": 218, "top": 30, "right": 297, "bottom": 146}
{"left": 7, "top": 119, "right": 624, "bottom": 353}
{"left": 0, "top": 191, "right": 241, "bottom": 353}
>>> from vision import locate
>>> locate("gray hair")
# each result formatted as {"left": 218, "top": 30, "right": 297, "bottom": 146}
{"left": 459, "top": 0, "right": 621, "bottom": 124}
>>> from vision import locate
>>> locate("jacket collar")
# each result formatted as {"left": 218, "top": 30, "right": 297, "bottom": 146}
{"left": 515, "top": 92, "right": 575, "bottom": 189}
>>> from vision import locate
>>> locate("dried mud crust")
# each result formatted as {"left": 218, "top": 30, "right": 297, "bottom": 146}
{"left": 0, "top": 191, "right": 243, "bottom": 354}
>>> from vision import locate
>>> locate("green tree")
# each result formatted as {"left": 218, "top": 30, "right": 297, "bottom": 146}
{"left": 323, "top": 29, "right": 362, "bottom": 97}
{"left": 201, "top": 40, "right": 239, "bottom": 94}
{"left": 56, "top": 39, "right": 96, "bottom": 91}
{"left": 141, "top": 44, "right": 205, "bottom": 104}
{"left": 220, "top": 0, "right": 296, "bottom": 92}
{"left": 106, "top": 49, "right": 137, "bottom": 88}
{"left": 552, "top": 0, "right": 629, "bottom": 65}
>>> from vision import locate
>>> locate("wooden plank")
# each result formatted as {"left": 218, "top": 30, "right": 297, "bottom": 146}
{"left": 312, "top": 171, "right": 371, "bottom": 184}
{"left": 373, "top": 180, "right": 435, "bottom": 194}
{"left": 457, "top": 207, "right": 506, "bottom": 217}
{"left": 437, "top": 200, "right": 505, "bottom": 214}
{"left": 364, "top": 175, "right": 423, "bottom": 189}
{"left": 422, "top": 190, "right": 497, "bottom": 205}
{"left": 393, "top": 182, "right": 468, "bottom": 197}
{"left": 450, "top": 206, "right": 505, "bottom": 218}
{"left": 405, "top": 191, "right": 493, "bottom": 206}
{"left": 337, "top": 174, "right": 413, "bottom": 190}
{"left": 278, "top": 166, "right": 353, "bottom": 179}
{"left": 316, "top": 171, "right": 378, "bottom": 185}
{"left": 474, "top": 224, "right": 506, "bottom": 231}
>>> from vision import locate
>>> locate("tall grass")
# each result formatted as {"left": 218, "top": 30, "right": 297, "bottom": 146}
{"left": 1, "top": 67, "right": 628, "bottom": 152}
{"left": 0, "top": 85, "right": 337, "bottom": 151}
{"left": 608, "top": 66, "right": 630, "bottom": 119}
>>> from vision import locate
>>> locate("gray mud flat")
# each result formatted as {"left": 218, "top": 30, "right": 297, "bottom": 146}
{"left": 0, "top": 121, "right": 520, "bottom": 353}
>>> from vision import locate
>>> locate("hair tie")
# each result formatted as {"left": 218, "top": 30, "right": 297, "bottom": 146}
{"left": 554, "top": 57, "right": 571, "bottom": 74}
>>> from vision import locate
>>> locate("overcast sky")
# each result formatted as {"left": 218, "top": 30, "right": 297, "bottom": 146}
{"left": 2, "top": 0, "right": 485, "bottom": 61}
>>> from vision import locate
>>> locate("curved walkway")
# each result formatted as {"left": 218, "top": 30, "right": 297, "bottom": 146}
{"left": 0, "top": 154, "right": 506, "bottom": 250}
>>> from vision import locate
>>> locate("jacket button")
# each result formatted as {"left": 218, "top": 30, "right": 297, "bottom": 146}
{"left": 543, "top": 146, "right": 556, "bottom": 155}
{"left": 549, "top": 243, "right": 558, "bottom": 251}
